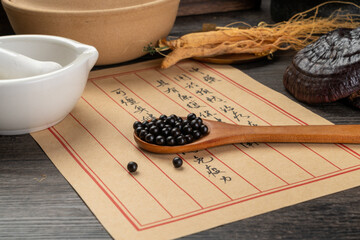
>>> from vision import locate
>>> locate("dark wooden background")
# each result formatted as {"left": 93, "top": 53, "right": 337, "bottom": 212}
{"left": 1, "top": 0, "right": 359, "bottom": 239}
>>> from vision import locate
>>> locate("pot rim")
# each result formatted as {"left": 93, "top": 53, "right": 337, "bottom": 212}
{"left": 1, "top": 0, "right": 179, "bottom": 15}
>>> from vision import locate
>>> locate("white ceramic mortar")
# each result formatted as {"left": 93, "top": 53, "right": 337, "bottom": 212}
{"left": 0, "top": 35, "right": 98, "bottom": 135}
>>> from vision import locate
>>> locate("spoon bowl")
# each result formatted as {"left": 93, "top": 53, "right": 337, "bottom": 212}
{"left": 134, "top": 118, "right": 360, "bottom": 154}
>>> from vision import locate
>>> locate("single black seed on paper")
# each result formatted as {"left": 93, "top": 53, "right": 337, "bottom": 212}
{"left": 127, "top": 161, "right": 138, "bottom": 173}
{"left": 172, "top": 157, "right": 183, "bottom": 168}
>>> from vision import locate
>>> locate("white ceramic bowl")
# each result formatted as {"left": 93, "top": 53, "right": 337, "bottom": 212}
{"left": 0, "top": 34, "right": 98, "bottom": 135}
{"left": 2, "top": 0, "right": 180, "bottom": 65}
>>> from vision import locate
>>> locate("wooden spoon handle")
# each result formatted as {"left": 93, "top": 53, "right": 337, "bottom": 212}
{"left": 225, "top": 125, "right": 360, "bottom": 144}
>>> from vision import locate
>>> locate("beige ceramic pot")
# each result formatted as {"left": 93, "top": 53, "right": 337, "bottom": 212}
{"left": 2, "top": 0, "right": 180, "bottom": 65}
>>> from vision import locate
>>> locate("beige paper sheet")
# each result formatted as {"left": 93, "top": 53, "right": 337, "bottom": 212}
{"left": 31, "top": 59, "right": 360, "bottom": 240}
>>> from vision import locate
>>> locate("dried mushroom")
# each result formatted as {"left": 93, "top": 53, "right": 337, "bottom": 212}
{"left": 283, "top": 27, "right": 360, "bottom": 108}
{"left": 347, "top": 89, "right": 360, "bottom": 109}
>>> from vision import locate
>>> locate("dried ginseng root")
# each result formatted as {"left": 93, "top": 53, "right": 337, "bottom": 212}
{"left": 157, "top": 1, "right": 360, "bottom": 69}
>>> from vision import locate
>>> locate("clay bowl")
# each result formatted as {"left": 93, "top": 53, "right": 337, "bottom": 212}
{"left": 2, "top": 0, "right": 180, "bottom": 65}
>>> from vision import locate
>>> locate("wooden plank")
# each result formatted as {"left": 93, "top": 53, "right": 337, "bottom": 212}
{"left": 178, "top": 0, "right": 261, "bottom": 16}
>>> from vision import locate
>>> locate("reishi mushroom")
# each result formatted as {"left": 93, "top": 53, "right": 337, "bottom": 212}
{"left": 283, "top": 27, "right": 360, "bottom": 108}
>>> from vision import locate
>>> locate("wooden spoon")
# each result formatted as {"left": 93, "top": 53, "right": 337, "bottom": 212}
{"left": 133, "top": 119, "right": 360, "bottom": 154}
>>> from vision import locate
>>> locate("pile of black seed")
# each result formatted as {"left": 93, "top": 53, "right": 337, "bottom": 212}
{"left": 133, "top": 113, "right": 208, "bottom": 146}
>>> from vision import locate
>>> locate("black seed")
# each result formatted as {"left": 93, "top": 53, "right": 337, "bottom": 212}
{"left": 161, "top": 127, "right": 171, "bottom": 136}
{"left": 127, "top": 161, "right": 138, "bottom": 173}
{"left": 166, "top": 117, "right": 175, "bottom": 126}
{"left": 149, "top": 125, "right": 159, "bottom": 135}
{"left": 190, "top": 119, "right": 200, "bottom": 129}
{"left": 155, "top": 135, "right": 165, "bottom": 145}
{"left": 155, "top": 119, "right": 163, "bottom": 128}
{"left": 159, "top": 114, "right": 167, "bottom": 121}
{"left": 182, "top": 125, "right": 192, "bottom": 134}
{"left": 177, "top": 117, "right": 183, "bottom": 124}
{"left": 172, "top": 157, "right": 183, "bottom": 168}
{"left": 171, "top": 128, "right": 181, "bottom": 137}
{"left": 139, "top": 130, "right": 148, "bottom": 140}
{"left": 169, "top": 114, "right": 177, "bottom": 119}
{"left": 187, "top": 113, "right": 196, "bottom": 121}
{"left": 135, "top": 114, "right": 208, "bottom": 147}
{"left": 142, "top": 120, "right": 149, "bottom": 127}
{"left": 133, "top": 121, "right": 142, "bottom": 129}
{"left": 193, "top": 130, "right": 201, "bottom": 139}
{"left": 174, "top": 122, "right": 182, "bottom": 130}
{"left": 145, "top": 133, "right": 155, "bottom": 143}
{"left": 135, "top": 126, "right": 143, "bottom": 136}
{"left": 185, "top": 134, "right": 194, "bottom": 143}
{"left": 176, "top": 135, "right": 186, "bottom": 145}
{"left": 166, "top": 136, "right": 175, "bottom": 146}
{"left": 200, "top": 124, "right": 208, "bottom": 134}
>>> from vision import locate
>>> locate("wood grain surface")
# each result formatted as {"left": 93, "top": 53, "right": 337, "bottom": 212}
{"left": 1, "top": 0, "right": 359, "bottom": 239}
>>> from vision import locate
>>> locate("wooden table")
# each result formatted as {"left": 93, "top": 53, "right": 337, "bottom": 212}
{"left": 1, "top": 1, "right": 359, "bottom": 239}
